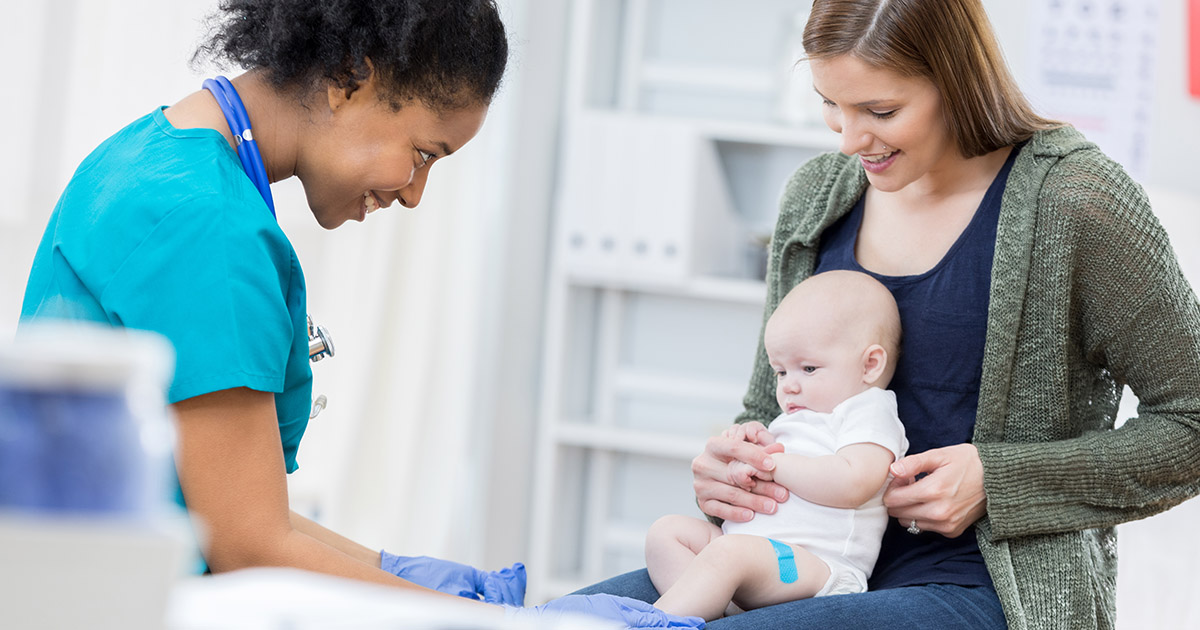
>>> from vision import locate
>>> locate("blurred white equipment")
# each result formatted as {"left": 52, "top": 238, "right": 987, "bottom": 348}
{"left": 0, "top": 323, "right": 190, "bottom": 630}
{"left": 167, "top": 567, "right": 620, "bottom": 630}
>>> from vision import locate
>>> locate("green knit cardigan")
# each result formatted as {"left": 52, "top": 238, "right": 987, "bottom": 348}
{"left": 736, "top": 126, "right": 1200, "bottom": 629}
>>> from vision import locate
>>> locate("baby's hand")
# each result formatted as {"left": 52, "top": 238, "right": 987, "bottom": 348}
{"left": 727, "top": 459, "right": 774, "bottom": 489}
{"left": 722, "top": 424, "right": 749, "bottom": 442}
{"left": 726, "top": 459, "right": 757, "bottom": 490}
{"left": 720, "top": 424, "right": 783, "bottom": 490}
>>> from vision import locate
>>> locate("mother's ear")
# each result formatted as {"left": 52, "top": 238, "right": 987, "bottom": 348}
{"left": 861, "top": 344, "right": 888, "bottom": 386}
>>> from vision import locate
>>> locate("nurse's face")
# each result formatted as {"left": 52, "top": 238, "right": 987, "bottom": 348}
{"left": 810, "top": 54, "right": 957, "bottom": 193}
{"left": 298, "top": 84, "right": 488, "bottom": 229}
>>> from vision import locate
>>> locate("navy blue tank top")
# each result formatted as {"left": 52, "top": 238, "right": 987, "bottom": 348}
{"left": 814, "top": 144, "right": 1021, "bottom": 589}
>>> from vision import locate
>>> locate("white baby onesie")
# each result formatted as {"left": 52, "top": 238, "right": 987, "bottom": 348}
{"left": 722, "top": 387, "right": 908, "bottom": 595}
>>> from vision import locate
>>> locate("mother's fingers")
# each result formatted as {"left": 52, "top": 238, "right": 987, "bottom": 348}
{"left": 695, "top": 478, "right": 775, "bottom": 522}
{"left": 697, "top": 497, "right": 754, "bottom": 523}
{"left": 691, "top": 449, "right": 732, "bottom": 487}
{"left": 703, "top": 434, "right": 777, "bottom": 472}
{"left": 884, "top": 445, "right": 967, "bottom": 510}
{"left": 693, "top": 423, "right": 787, "bottom": 522}
{"left": 882, "top": 474, "right": 934, "bottom": 510}
{"left": 883, "top": 445, "right": 988, "bottom": 538}
{"left": 749, "top": 478, "right": 789, "bottom": 503}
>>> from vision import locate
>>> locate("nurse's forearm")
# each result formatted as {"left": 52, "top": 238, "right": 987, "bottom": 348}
{"left": 288, "top": 510, "right": 381, "bottom": 567}
{"left": 210, "top": 514, "right": 476, "bottom": 598}
{"left": 250, "top": 530, "right": 504, "bottom": 619}
{"left": 172, "top": 388, "right": 479, "bottom": 599}
{"left": 204, "top": 513, "right": 422, "bottom": 588}
{"left": 273, "top": 527, "right": 426, "bottom": 588}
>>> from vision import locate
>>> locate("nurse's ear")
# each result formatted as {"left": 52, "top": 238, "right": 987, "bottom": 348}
{"left": 326, "top": 57, "right": 378, "bottom": 113}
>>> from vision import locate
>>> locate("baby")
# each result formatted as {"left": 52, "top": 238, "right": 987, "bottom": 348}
{"left": 644, "top": 270, "right": 908, "bottom": 620}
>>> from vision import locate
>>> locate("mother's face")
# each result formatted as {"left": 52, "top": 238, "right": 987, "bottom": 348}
{"left": 297, "top": 79, "right": 488, "bottom": 229}
{"left": 810, "top": 54, "right": 957, "bottom": 194}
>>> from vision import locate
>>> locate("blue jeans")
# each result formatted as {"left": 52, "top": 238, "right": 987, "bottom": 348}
{"left": 573, "top": 569, "right": 1006, "bottom": 629}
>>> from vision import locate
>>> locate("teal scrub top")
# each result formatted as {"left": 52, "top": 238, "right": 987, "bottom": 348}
{"left": 20, "top": 108, "right": 312, "bottom": 474}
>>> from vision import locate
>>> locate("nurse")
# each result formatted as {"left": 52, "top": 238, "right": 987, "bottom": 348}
{"left": 19, "top": 1, "right": 700, "bottom": 627}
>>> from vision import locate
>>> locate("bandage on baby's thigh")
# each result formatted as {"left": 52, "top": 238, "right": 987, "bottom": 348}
{"left": 768, "top": 538, "right": 798, "bottom": 584}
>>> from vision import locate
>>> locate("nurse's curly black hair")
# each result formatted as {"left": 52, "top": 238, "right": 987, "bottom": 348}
{"left": 194, "top": 0, "right": 508, "bottom": 112}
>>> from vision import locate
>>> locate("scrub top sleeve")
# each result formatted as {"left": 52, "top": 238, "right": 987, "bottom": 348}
{"left": 101, "top": 197, "right": 296, "bottom": 403}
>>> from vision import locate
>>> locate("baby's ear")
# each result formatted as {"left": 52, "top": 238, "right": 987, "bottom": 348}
{"left": 861, "top": 344, "right": 888, "bottom": 385}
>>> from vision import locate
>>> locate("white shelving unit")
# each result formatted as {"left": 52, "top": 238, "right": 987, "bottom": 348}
{"left": 527, "top": 0, "right": 837, "bottom": 603}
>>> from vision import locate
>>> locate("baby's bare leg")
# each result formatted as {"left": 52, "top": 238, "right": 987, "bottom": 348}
{"left": 644, "top": 515, "right": 724, "bottom": 596}
{"left": 654, "top": 534, "right": 831, "bottom": 621}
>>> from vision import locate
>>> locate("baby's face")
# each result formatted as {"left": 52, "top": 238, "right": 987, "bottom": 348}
{"left": 766, "top": 317, "right": 870, "bottom": 416}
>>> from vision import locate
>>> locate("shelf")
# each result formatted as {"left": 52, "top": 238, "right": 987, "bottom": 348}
{"left": 573, "top": 108, "right": 840, "bottom": 151}
{"left": 701, "top": 118, "right": 841, "bottom": 151}
{"left": 640, "top": 63, "right": 775, "bottom": 94}
{"left": 555, "top": 423, "right": 707, "bottom": 461}
{"left": 531, "top": 0, "right": 813, "bottom": 606}
{"left": 575, "top": 109, "right": 842, "bottom": 152}
{"left": 613, "top": 368, "right": 746, "bottom": 403}
{"left": 564, "top": 271, "right": 767, "bottom": 306}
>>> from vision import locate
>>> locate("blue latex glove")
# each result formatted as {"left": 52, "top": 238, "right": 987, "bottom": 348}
{"left": 504, "top": 594, "right": 705, "bottom": 629}
{"left": 379, "top": 550, "right": 526, "bottom": 606}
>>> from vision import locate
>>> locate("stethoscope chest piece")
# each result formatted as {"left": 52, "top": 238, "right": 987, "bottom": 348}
{"left": 307, "top": 315, "right": 334, "bottom": 420}
{"left": 308, "top": 315, "right": 335, "bottom": 363}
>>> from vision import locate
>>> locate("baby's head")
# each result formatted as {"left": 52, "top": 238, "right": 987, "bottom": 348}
{"left": 764, "top": 270, "right": 901, "bottom": 415}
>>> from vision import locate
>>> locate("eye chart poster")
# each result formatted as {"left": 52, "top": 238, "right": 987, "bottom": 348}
{"left": 1024, "top": 0, "right": 1162, "bottom": 181}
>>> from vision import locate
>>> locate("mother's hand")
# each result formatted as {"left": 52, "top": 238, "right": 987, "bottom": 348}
{"left": 693, "top": 421, "right": 788, "bottom": 523}
{"left": 882, "top": 443, "right": 987, "bottom": 538}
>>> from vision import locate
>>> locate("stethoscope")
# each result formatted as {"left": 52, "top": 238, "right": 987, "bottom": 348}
{"left": 203, "top": 76, "right": 334, "bottom": 419}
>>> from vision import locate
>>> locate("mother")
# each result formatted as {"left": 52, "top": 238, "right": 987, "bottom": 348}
{"left": 582, "top": 1, "right": 1200, "bottom": 628}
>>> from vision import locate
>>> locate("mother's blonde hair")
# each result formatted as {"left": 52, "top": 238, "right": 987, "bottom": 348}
{"left": 803, "top": 0, "right": 1059, "bottom": 158}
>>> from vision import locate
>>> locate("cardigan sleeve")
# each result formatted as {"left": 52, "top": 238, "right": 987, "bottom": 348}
{"left": 978, "top": 151, "right": 1200, "bottom": 539}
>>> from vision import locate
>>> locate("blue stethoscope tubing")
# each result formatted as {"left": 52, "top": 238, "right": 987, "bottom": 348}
{"left": 202, "top": 76, "right": 276, "bottom": 217}
{"left": 202, "top": 77, "right": 335, "bottom": 383}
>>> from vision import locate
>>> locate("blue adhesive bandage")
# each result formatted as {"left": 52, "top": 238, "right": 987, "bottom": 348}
{"left": 769, "top": 538, "right": 798, "bottom": 584}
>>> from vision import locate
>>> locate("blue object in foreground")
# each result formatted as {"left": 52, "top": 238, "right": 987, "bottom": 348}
{"left": 0, "top": 387, "right": 143, "bottom": 513}
{"left": 0, "top": 326, "right": 175, "bottom": 518}
{"left": 379, "top": 551, "right": 526, "bottom": 606}
{"left": 504, "top": 593, "right": 706, "bottom": 629}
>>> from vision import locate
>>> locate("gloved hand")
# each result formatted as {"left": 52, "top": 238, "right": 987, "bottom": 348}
{"left": 504, "top": 594, "right": 705, "bottom": 629}
{"left": 379, "top": 550, "right": 526, "bottom": 606}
